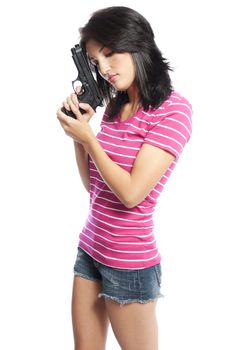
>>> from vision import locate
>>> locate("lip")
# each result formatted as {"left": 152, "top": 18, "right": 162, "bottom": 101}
{"left": 108, "top": 74, "right": 118, "bottom": 83}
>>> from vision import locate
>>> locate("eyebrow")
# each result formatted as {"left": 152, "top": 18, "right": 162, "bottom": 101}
{"left": 88, "top": 45, "right": 105, "bottom": 60}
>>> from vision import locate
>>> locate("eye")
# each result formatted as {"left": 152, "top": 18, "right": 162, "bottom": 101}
{"left": 105, "top": 51, "right": 114, "bottom": 57}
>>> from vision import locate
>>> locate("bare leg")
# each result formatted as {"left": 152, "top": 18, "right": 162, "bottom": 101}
{"left": 72, "top": 276, "right": 110, "bottom": 350}
{"left": 105, "top": 299, "right": 158, "bottom": 350}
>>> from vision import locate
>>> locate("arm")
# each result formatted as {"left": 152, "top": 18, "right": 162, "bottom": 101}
{"left": 83, "top": 135, "right": 174, "bottom": 208}
{"left": 73, "top": 141, "right": 90, "bottom": 193}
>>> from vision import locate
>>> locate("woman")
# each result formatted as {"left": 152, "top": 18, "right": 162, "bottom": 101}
{"left": 57, "top": 6, "right": 193, "bottom": 350}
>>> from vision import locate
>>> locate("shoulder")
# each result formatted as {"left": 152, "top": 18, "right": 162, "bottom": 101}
{"left": 165, "top": 91, "right": 193, "bottom": 118}
{"left": 146, "top": 91, "right": 193, "bottom": 132}
{"left": 149, "top": 91, "right": 193, "bottom": 118}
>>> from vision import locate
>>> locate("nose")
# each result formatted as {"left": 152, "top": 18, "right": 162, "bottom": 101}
{"left": 98, "top": 58, "right": 111, "bottom": 77}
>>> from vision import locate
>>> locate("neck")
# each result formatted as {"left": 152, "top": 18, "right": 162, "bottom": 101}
{"left": 127, "top": 83, "right": 141, "bottom": 111}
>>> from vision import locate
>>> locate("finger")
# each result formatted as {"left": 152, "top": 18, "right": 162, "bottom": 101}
{"left": 67, "top": 96, "right": 82, "bottom": 119}
{"left": 56, "top": 108, "right": 69, "bottom": 125}
{"left": 63, "top": 101, "right": 71, "bottom": 111}
{"left": 71, "top": 92, "right": 79, "bottom": 107}
{"left": 74, "top": 85, "right": 82, "bottom": 94}
{"left": 66, "top": 93, "right": 79, "bottom": 108}
{"left": 79, "top": 103, "right": 95, "bottom": 117}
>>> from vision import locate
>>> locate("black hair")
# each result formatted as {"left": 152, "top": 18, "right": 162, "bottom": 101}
{"left": 79, "top": 6, "right": 174, "bottom": 120}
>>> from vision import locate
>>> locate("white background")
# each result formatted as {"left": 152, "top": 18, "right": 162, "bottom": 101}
{"left": 0, "top": 0, "right": 231, "bottom": 349}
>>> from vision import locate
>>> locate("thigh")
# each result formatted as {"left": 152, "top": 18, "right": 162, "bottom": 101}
{"left": 105, "top": 298, "right": 158, "bottom": 350}
{"left": 72, "top": 248, "right": 110, "bottom": 350}
{"left": 72, "top": 276, "right": 110, "bottom": 350}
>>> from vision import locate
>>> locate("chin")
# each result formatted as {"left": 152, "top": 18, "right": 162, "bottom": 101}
{"left": 115, "top": 87, "right": 127, "bottom": 92}
{"left": 114, "top": 82, "right": 132, "bottom": 91}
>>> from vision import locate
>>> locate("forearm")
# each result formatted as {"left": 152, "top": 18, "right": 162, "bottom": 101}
{"left": 83, "top": 135, "right": 131, "bottom": 207}
{"left": 73, "top": 141, "right": 90, "bottom": 192}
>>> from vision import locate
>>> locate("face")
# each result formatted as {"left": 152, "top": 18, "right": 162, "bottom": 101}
{"left": 85, "top": 39, "right": 137, "bottom": 91}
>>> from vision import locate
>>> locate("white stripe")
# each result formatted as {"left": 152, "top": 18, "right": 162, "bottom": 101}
{"left": 89, "top": 212, "right": 154, "bottom": 230}
{"left": 170, "top": 94, "right": 181, "bottom": 100}
{"left": 102, "top": 125, "right": 144, "bottom": 135}
{"left": 149, "top": 110, "right": 192, "bottom": 126}
{"left": 97, "top": 138, "right": 140, "bottom": 150}
{"left": 168, "top": 102, "right": 192, "bottom": 113}
{"left": 146, "top": 131, "right": 184, "bottom": 149}
{"left": 90, "top": 175, "right": 105, "bottom": 184}
{"left": 101, "top": 127, "right": 146, "bottom": 138}
{"left": 90, "top": 182, "right": 112, "bottom": 194}
{"left": 142, "top": 110, "right": 155, "bottom": 116}
{"left": 90, "top": 157, "right": 132, "bottom": 168}
{"left": 91, "top": 207, "right": 153, "bottom": 223}
{"left": 158, "top": 124, "right": 188, "bottom": 142}
{"left": 96, "top": 148, "right": 135, "bottom": 159}
{"left": 80, "top": 231, "right": 156, "bottom": 253}
{"left": 89, "top": 190, "right": 121, "bottom": 205}
{"left": 87, "top": 217, "right": 154, "bottom": 237}
{"left": 81, "top": 227, "right": 156, "bottom": 246}
{"left": 152, "top": 188, "right": 161, "bottom": 195}
{"left": 103, "top": 114, "right": 151, "bottom": 126}
{"left": 99, "top": 130, "right": 143, "bottom": 143}
{"left": 92, "top": 201, "right": 155, "bottom": 217}
{"left": 147, "top": 193, "right": 157, "bottom": 202}
{"left": 117, "top": 115, "right": 151, "bottom": 125}
{"left": 165, "top": 117, "right": 192, "bottom": 136}
{"left": 89, "top": 190, "right": 157, "bottom": 210}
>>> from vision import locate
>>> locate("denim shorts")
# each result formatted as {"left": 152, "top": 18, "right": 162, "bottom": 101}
{"left": 73, "top": 247, "right": 164, "bottom": 306}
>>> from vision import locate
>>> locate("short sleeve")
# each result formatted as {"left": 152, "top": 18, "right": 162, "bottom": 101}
{"left": 143, "top": 100, "right": 193, "bottom": 159}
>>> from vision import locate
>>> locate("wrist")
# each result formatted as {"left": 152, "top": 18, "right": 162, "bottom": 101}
{"left": 83, "top": 132, "right": 96, "bottom": 152}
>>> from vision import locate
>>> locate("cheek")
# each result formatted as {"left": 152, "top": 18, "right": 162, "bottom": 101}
{"left": 116, "top": 74, "right": 135, "bottom": 90}
{"left": 112, "top": 54, "right": 136, "bottom": 89}
{"left": 123, "top": 64, "right": 136, "bottom": 86}
{"left": 118, "top": 57, "right": 135, "bottom": 77}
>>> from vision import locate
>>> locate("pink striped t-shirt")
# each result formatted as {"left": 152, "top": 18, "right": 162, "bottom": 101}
{"left": 78, "top": 90, "right": 193, "bottom": 269}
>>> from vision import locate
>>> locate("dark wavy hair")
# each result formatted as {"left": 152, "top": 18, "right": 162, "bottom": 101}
{"left": 79, "top": 6, "right": 174, "bottom": 120}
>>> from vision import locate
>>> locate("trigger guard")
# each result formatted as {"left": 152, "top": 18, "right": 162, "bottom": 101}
{"left": 77, "top": 86, "right": 85, "bottom": 96}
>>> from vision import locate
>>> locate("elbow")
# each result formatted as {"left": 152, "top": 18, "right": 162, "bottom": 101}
{"left": 125, "top": 202, "right": 136, "bottom": 209}
{"left": 124, "top": 190, "right": 146, "bottom": 208}
{"left": 123, "top": 195, "right": 138, "bottom": 209}
{"left": 122, "top": 183, "right": 141, "bottom": 208}
{"left": 125, "top": 201, "right": 138, "bottom": 209}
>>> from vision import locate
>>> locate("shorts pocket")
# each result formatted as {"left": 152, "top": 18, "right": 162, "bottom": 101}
{"left": 154, "top": 263, "right": 162, "bottom": 287}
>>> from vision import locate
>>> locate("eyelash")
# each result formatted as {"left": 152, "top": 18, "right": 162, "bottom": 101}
{"left": 90, "top": 51, "right": 114, "bottom": 66}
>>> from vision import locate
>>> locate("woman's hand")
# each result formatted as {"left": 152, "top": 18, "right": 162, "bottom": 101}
{"left": 57, "top": 91, "right": 95, "bottom": 145}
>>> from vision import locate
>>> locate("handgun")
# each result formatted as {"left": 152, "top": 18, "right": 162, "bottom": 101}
{"left": 61, "top": 44, "right": 104, "bottom": 118}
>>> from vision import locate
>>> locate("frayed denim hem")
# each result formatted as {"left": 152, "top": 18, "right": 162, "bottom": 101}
{"left": 98, "top": 292, "right": 164, "bottom": 307}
